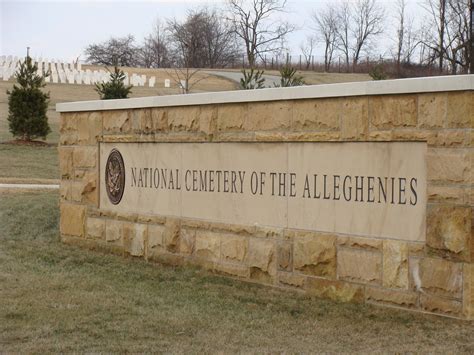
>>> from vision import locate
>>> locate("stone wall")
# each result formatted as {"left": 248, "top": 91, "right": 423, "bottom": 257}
{"left": 58, "top": 80, "right": 473, "bottom": 319}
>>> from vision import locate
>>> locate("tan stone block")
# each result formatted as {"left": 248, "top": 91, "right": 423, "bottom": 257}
{"left": 293, "top": 233, "right": 336, "bottom": 278}
{"left": 430, "top": 130, "right": 468, "bottom": 147}
{"left": 217, "top": 103, "right": 246, "bottom": 131}
{"left": 243, "top": 131, "right": 283, "bottom": 142}
{"left": 60, "top": 181, "right": 71, "bottom": 201}
{"left": 246, "top": 238, "right": 275, "bottom": 276}
{"left": 366, "top": 287, "right": 418, "bottom": 308}
{"left": 77, "top": 111, "right": 102, "bottom": 144}
{"left": 420, "top": 294, "right": 462, "bottom": 316}
{"left": 305, "top": 277, "right": 364, "bottom": 303}
{"left": 255, "top": 226, "right": 283, "bottom": 239}
{"left": 86, "top": 218, "right": 105, "bottom": 240}
{"left": 214, "top": 263, "right": 249, "bottom": 278}
{"left": 284, "top": 131, "right": 340, "bottom": 141}
{"left": 383, "top": 240, "right": 408, "bottom": 289}
{"left": 123, "top": 223, "right": 147, "bottom": 257}
{"left": 214, "top": 132, "right": 255, "bottom": 142}
{"left": 341, "top": 97, "right": 368, "bottom": 140}
{"left": 221, "top": 235, "right": 247, "bottom": 262}
{"left": 142, "top": 109, "right": 153, "bottom": 133}
{"left": 427, "top": 148, "right": 469, "bottom": 183}
{"left": 418, "top": 93, "right": 447, "bottom": 128}
{"left": 116, "top": 212, "right": 138, "bottom": 222}
{"left": 168, "top": 106, "right": 200, "bottom": 131}
{"left": 245, "top": 101, "right": 292, "bottom": 131}
{"left": 163, "top": 219, "right": 180, "bottom": 253}
{"left": 277, "top": 242, "right": 292, "bottom": 271}
{"left": 194, "top": 231, "right": 220, "bottom": 260}
{"left": 102, "top": 110, "right": 130, "bottom": 133}
{"left": 199, "top": 106, "right": 217, "bottom": 135}
{"left": 463, "top": 263, "right": 473, "bottom": 319}
{"left": 369, "top": 130, "right": 392, "bottom": 141}
{"left": 59, "top": 147, "right": 74, "bottom": 179}
{"left": 337, "top": 248, "right": 382, "bottom": 284}
{"left": 70, "top": 181, "right": 84, "bottom": 202}
{"left": 179, "top": 228, "right": 195, "bottom": 255}
{"left": 370, "top": 94, "right": 417, "bottom": 129}
{"left": 427, "top": 185, "right": 467, "bottom": 204}
{"left": 59, "top": 113, "right": 78, "bottom": 133}
{"left": 446, "top": 91, "right": 474, "bottom": 128}
{"left": 408, "top": 242, "right": 425, "bottom": 257}
{"left": 391, "top": 129, "right": 434, "bottom": 142}
{"left": 60, "top": 203, "right": 85, "bottom": 237}
{"left": 60, "top": 132, "right": 78, "bottom": 145}
{"left": 427, "top": 205, "right": 471, "bottom": 259}
{"left": 151, "top": 108, "right": 167, "bottom": 132}
{"left": 147, "top": 224, "right": 166, "bottom": 259}
{"left": 278, "top": 272, "right": 305, "bottom": 288}
{"left": 416, "top": 257, "right": 463, "bottom": 298}
{"left": 105, "top": 220, "right": 123, "bottom": 243}
{"left": 73, "top": 146, "right": 97, "bottom": 169}
{"left": 71, "top": 172, "right": 98, "bottom": 205}
{"left": 337, "top": 236, "right": 382, "bottom": 251}
{"left": 292, "top": 98, "right": 340, "bottom": 131}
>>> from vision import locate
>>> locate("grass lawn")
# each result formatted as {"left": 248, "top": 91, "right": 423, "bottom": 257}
{"left": 0, "top": 144, "right": 58, "bottom": 180}
{"left": 1, "top": 191, "right": 473, "bottom": 353}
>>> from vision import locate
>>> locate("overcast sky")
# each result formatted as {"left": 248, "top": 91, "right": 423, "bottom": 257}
{"left": 1, "top": 0, "right": 421, "bottom": 63}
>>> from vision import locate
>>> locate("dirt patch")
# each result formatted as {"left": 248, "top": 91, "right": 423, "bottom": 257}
{"left": 1, "top": 139, "right": 55, "bottom": 147}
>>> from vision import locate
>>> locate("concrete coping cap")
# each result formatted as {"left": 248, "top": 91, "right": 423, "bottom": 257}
{"left": 56, "top": 74, "right": 474, "bottom": 113}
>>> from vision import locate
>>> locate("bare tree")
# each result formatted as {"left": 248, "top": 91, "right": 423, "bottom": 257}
{"left": 227, "top": 0, "right": 295, "bottom": 68}
{"left": 168, "top": 9, "right": 238, "bottom": 68}
{"left": 85, "top": 35, "right": 138, "bottom": 66}
{"left": 311, "top": 4, "right": 338, "bottom": 71}
{"left": 351, "top": 0, "right": 385, "bottom": 66}
{"left": 393, "top": 0, "right": 407, "bottom": 74}
{"left": 334, "top": 1, "right": 351, "bottom": 70}
{"left": 141, "top": 20, "right": 171, "bottom": 68}
{"left": 444, "top": 0, "right": 470, "bottom": 73}
{"left": 200, "top": 9, "right": 240, "bottom": 68}
{"left": 392, "top": 0, "right": 420, "bottom": 72}
{"left": 299, "top": 35, "right": 316, "bottom": 70}
{"left": 421, "top": 0, "right": 447, "bottom": 72}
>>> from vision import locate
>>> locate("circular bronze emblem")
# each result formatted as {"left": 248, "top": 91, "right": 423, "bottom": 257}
{"left": 105, "top": 149, "right": 125, "bottom": 205}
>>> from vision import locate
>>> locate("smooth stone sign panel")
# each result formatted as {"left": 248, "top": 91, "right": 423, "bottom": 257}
{"left": 100, "top": 142, "right": 427, "bottom": 242}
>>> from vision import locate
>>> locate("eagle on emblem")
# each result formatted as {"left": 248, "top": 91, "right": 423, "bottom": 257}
{"left": 107, "top": 159, "right": 122, "bottom": 196}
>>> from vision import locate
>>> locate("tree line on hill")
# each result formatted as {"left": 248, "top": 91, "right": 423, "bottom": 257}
{"left": 84, "top": 0, "right": 472, "bottom": 77}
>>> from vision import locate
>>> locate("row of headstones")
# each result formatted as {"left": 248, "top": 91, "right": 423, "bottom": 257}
{"left": 0, "top": 55, "right": 174, "bottom": 88}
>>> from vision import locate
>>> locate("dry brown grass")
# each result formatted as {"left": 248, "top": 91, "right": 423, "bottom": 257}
{"left": 1, "top": 191, "right": 473, "bottom": 353}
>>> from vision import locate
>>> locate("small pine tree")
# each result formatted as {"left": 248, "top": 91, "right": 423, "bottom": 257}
{"left": 369, "top": 64, "right": 387, "bottom": 80}
{"left": 275, "top": 66, "right": 305, "bottom": 87}
{"left": 239, "top": 68, "right": 266, "bottom": 89}
{"left": 95, "top": 66, "right": 132, "bottom": 99}
{"left": 7, "top": 56, "right": 51, "bottom": 141}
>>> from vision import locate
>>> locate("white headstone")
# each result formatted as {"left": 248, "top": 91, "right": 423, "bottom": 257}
{"left": 148, "top": 76, "right": 156, "bottom": 87}
{"left": 164, "top": 79, "right": 171, "bottom": 88}
{"left": 74, "top": 71, "right": 80, "bottom": 84}
{"left": 83, "top": 72, "right": 91, "bottom": 85}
